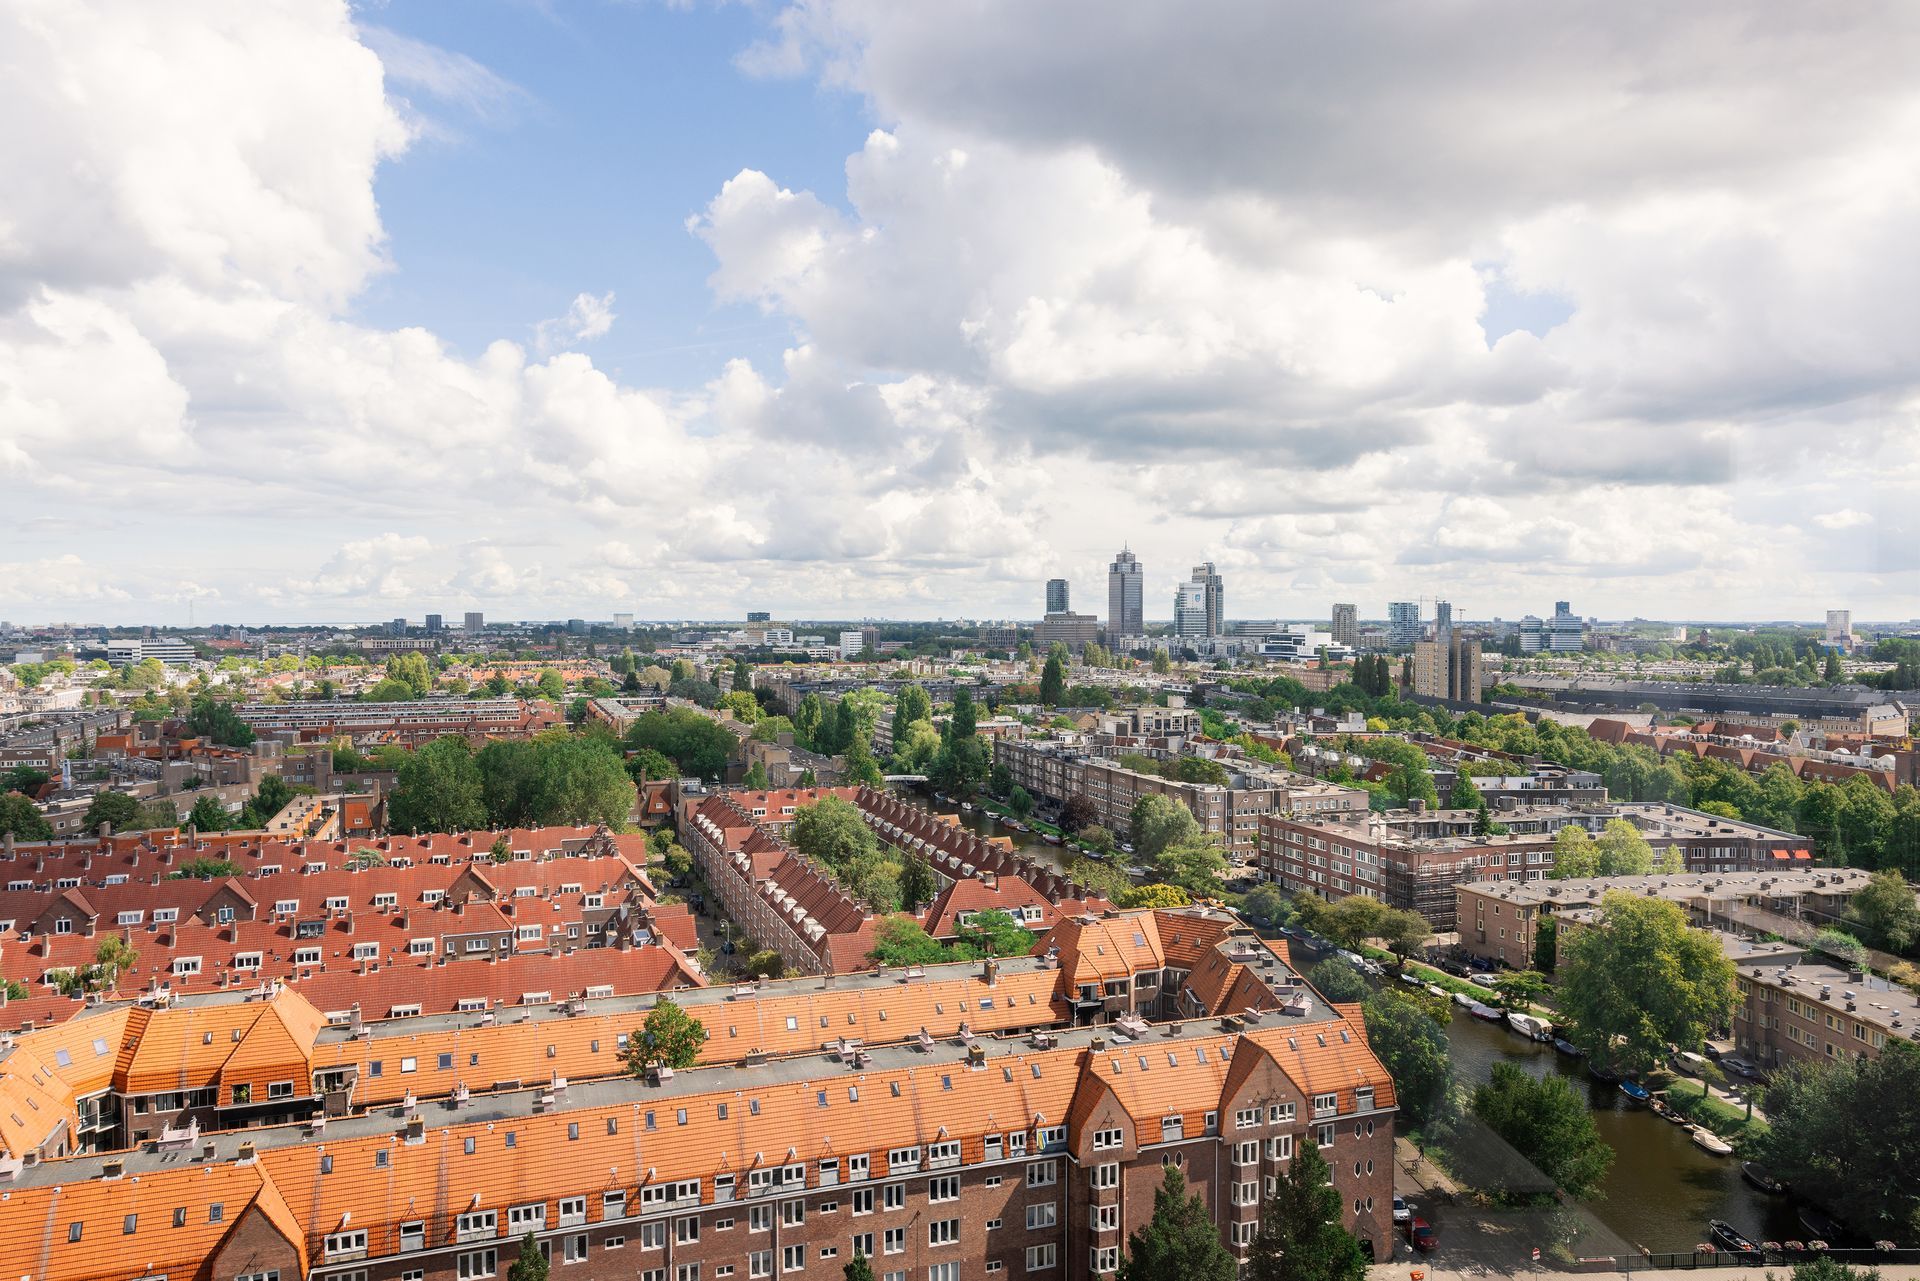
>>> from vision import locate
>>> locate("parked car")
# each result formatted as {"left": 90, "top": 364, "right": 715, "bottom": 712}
{"left": 1406, "top": 1217, "right": 1438, "bottom": 1252}
{"left": 1469, "top": 972, "right": 1500, "bottom": 989}
{"left": 1721, "top": 1056, "right": 1758, "bottom": 1079}
{"left": 1393, "top": 1195, "right": 1413, "bottom": 1225}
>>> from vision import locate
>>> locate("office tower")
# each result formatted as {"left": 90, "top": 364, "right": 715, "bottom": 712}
{"left": 1331, "top": 603, "right": 1358, "bottom": 648}
{"left": 612, "top": 613, "right": 634, "bottom": 629}
{"left": 1189, "top": 562, "right": 1224, "bottom": 636}
{"left": 424, "top": 614, "right": 443, "bottom": 635}
{"left": 1433, "top": 600, "right": 1453, "bottom": 640}
{"left": 1034, "top": 612, "right": 1101, "bottom": 653}
{"left": 1046, "top": 578, "right": 1070, "bottom": 614}
{"left": 464, "top": 611, "right": 485, "bottom": 633}
{"left": 1413, "top": 634, "right": 1485, "bottom": 703}
{"left": 1107, "top": 548, "right": 1144, "bottom": 637}
{"left": 388, "top": 617, "right": 407, "bottom": 636}
{"left": 566, "top": 618, "right": 587, "bottom": 635}
{"left": 1826, "top": 609, "right": 1852, "bottom": 648}
{"left": 1519, "top": 601, "right": 1585, "bottom": 653}
{"left": 1387, "top": 601, "right": 1421, "bottom": 650}
{"left": 1174, "top": 577, "right": 1209, "bottom": 637}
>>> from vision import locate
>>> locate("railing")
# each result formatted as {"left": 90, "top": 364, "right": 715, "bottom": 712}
{"left": 1608, "top": 1247, "right": 1920, "bottom": 1272}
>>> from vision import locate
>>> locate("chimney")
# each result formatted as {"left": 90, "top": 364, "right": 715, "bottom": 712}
{"left": 98, "top": 822, "right": 110, "bottom": 838}
{"left": 983, "top": 957, "right": 1000, "bottom": 987}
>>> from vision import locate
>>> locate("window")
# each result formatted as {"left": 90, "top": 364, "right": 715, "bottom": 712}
{"left": 1091, "top": 1127, "right": 1122, "bottom": 1151}
{"left": 1232, "top": 1181, "right": 1259, "bottom": 1207}
{"left": 563, "top": 1236, "right": 588, "bottom": 1265}
{"left": 677, "top": 1267, "right": 701, "bottom": 1281}
{"left": 1232, "top": 1221, "right": 1258, "bottom": 1247}
{"left": 781, "top": 1200, "right": 805, "bottom": 1227}
{"left": 603, "top": 1191, "right": 627, "bottom": 1218}
{"left": 1090, "top": 1204, "right": 1119, "bottom": 1230}
{"left": 1234, "top": 1107, "right": 1260, "bottom": 1130}
{"left": 507, "top": 1204, "right": 545, "bottom": 1233}
{"left": 559, "top": 1197, "right": 586, "bottom": 1228}
{"left": 676, "top": 1218, "right": 700, "bottom": 1245}
{"left": 853, "top": 1233, "right": 875, "bottom": 1258}
{"left": 851, "top": 1188, "right": 874, "bottom": 1215}
{"left": 1312, "top": 1092, "right": 1338, "bottom": 1117}
{"left": 1317, "top": 1124, "right": 1335, "bottom": 1148}
{"left": 458, "top": 1251, "right": 497, "bottom": 1280}
{"left": 884, "top": 1228, "right": 907, "bottom": 1255}
{"left": 458, "top": 1211, "right": 497, "bottom": 1243}
{"left": 782, "top": 1245, "right": 806, "bottom": 1273}
{"left": 1233, "top": 1141, "right": 1258, "bottom": 1165}
{"left": 325, "top": 1230, "right": 368, "bottom": 1258}
{"left": 883, "top": 1185, "right": 905, "bottom": 1211}
{"left": 848, "top": 1154, "right": 869, "bottom": 1181}
{"left": 1267, "top": 1103, "right": 1295, "bottom": 1124}
{"left": 749, "top": 1253, "right": 772, "bottom": 1280}
{"left": 1025, "top": 1245, "right": 1057, "bottom": 1272}
{"left": 928, "top": 1140, "right": 961, "bottom": 1168}
{"left": 1025, "top": 1203, "right": 1057, "bottom": 1230}
{"left": 1090, "top": 1163, "right": 1118, "bottom": 1189}
{"left": 1266, "top": 1135, "right": 1293, "bottom": 1162}
{"left": 640, "top": 1223, "right": 666, "bottom": 1250}
{"left": 400, "top": 1221, "right": 425, "bottom": 1252}
{"left": 1026, "top": 1161, "right": 1058, "bottom": 1188}
{"left": 928, "top": 1176, "right": 959, "bottom": 1203}
{"left": 749, "top": 1206, "right": 772, "bottom": 1233}
{"left": 1091, "top": 1246, "right": 1120, "bottom": 1275}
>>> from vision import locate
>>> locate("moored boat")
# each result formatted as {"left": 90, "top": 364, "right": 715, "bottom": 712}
{"left": 1041, "top": 832, "right": 1063, "bottom": 845}
{"left": 1691, "top": 1127, "right": 1734, "bottom": 1156}
{"left": 1619, "top": 1079, "right": 1651, "bottom": 1104}
{"left": 1648, "top": 1098, "right": 1677, "bottom": 1122}
{"left": 1708, "top": 1220, "right": 1759, "bottom": 1253}
{"left": 1551, "top": 1037, "right": 1583, "bottom": 1057}
{"left": 1741, "top": 1162, "right": 1786, "bottom": 1195}
{"left": 1799, "top": 1206, "right": 1845, "bottom": 1243}
{"left": 1506, "top": 1011, "right": 1551, "bottom": 1041}
{"left": 1468, "top": 1001, "right": 1503, "bottom": 1021}
{"left": 1587, "top": 1062, "right": 1621, "bottom": 1084}
{"left": 1454, "top": 992, "right": 1475, "bottom": 1008}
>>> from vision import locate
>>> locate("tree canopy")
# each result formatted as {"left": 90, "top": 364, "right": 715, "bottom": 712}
{"left": 1556, "top": 891, "right": 1737, "bottom": 1075}
{"left": 1247, "top": 1140, "right": 1368, "bottom": 1281}
{"left": 1753, "top": 1041, "right": 1920, "bottom": 1239}
{"left": 1117, "top": 1164, "right": 1238, "bottom": 1281}
{"left": 1469, "top": 1061, "right": 1613, "bottom": 1202}
{"left": 624, "top": 997, "right": 708, "bottom": 1073}
{"left": 387, "top": 737, "right": 489, "bottom": 834}
{"left": 1128, "top": 793, "right": 1200, "bottom": 859}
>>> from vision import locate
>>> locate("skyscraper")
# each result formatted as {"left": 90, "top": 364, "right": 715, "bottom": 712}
{"left": 464, "top": 611, "right": 485, "bottom": 633}
{"left": 1174, "top": 575, "right": 1211, "bottom": 637}
{"left": 1518, "top": 600, "right": 1584, "bottom": 653}
{"left": 1387, "top": 601, "right": 1421, "bottom": 650}
{"left": 1107, "top": 549, "right": 1144, "bottom": 637}
{"left": 424, "top": 613, "right": 443, "bottom": 634}
{"left": 1413, "top": 634, "right": 1485, "bottom": 703}
{"left": 1046, "top": 578, "right": 1070, "bottom": 613}
{"left": 1433, "top": 600, "right": 1453, "bottom": 640}
{"left": 1826, "top": 609, "right": 1852, "bottom": 648}
{"left": 1190, "top": 562, "right": 1224, "bottom": 636}
{"left": 1331, "top": 603, "right": 1357, "bottom": 648}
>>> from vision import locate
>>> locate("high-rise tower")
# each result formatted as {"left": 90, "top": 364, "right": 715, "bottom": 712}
{"left": 1107, "top": 549, "right": 1144, "bottom": 637}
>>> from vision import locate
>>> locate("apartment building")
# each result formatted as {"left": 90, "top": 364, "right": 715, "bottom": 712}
{"left": 1454, "top": 868, "right": 1877, "bottom": 971}
{"left": 236, "top": 699, "right": 561, "bottom": 747}
{"left": 996, "top": 739, "right": 1365, "bottom": 864}
{"left": 1734, "top": 952, "right": 1920, "bottom": 1071}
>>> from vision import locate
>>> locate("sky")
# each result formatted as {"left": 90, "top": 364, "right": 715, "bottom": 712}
{"left": 3, "top": 1, "right": 1918, "bottom": 628}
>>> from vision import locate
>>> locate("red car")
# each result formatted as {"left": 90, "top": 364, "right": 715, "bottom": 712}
{"left": 1405, "top": 1217, "right": 1438, "bottom": 1252}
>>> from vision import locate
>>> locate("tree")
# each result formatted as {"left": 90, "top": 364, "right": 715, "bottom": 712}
{"left": 1066, "top": 856, "right": 1133, "bottom": 901}
{"left": 1247, "top": 1140, "right": 1368, "bottom": 1281}
{"left": 792, "top": 796, "right": 879, "bottom": 869}
{"left": 1847, "top": 868, "right": 1920, "bottom": 954}
{"left": 1078, "top": 823, "right": 1117, "bottom": 856}
{"left": 898, "top": 853, "right": 939, "bottom": 912}
{"left": 867, "top": 915, "right": 945, "bottom": 966}
{"left": 1317, "top": 896, "right": 1387, "bottom": 951}
{"left": 508, "top": 1232, "right": 549, "bottom": 1281}
{"left": 1593, "top": 818, "right": 1655, "bottom": 875}
{"left": 82, "top": 791, "right": 140, "bottom": 832}
{"left": 1117, "top": 1164, "right": 1237, "bottom": 1281}
{"left": 1308, "top": 957, "right": 1371, "bottom": 1003}
{"left": 1533, "top": 915, "right": 1558, "bottom": 973}
{"left": 1469, "top": 1061, "right": 1613, "bottom": 1201}
{"left": 1753, "top": 1041, "right": 1920, "bottom": 1239}
{"left": 1549, "top": 824, "right": 1599, "bottom": 878}
{"left": 843, "top": 1253, "right": 876, "bottom": 1281}
{"left": 1151, "top": 649, "right": 1172, "bottom": 675}
{"left": 946, "top": 686, "right": 978, "bottom": 743}
{"left": 1377, "top": 908, "right": 1432, "bottom": 966}
{"left": 1810, "top": 927, "right": 1869, "bottom": 968}
{"left": 1362, "top": 989, "right": 1453, "bottom": 1130}
{"left": 742, "top": 761, "right": 771, "bottom": 789}
{"left": 535, "top": 669, "right": 566, "bottom": 701}
{"left": 891, "top": 683, "right": 932, "bottom": 749}
{"left": 237, "top": 772, "right": 295, "bottom": 828}
{"left": 489, "top": 835, "right": 514, "bottom": 864}
{"left": 1491, "top": 970, "right": 1549, "bottom": 1010}
{"left": 388, "top": 737, "right": 489, "bottom": 834}
{"left": 1039, "top": 654, "right": 1066, "bottom": 707}
{"left": 623, "top": 997, "right": 708, "bottom": 1074}
{"left": 1556, "top": 891, "right": 1737, "bottom": 1075}
{"left": 955, "top": 909, "right": 1034, "bottom": 958}
{"left": 1156, "top": 834, "right": 1229, "bottom": 898}
{"left": 1448, "top": 771, "right": 1480, "bottom": 810}
{"left": 1240, "top": 883, "right": 1291, "bottom": 926}
{"left": 92, "top": 936, "right": 139, "bottom": 991}
{"left": 844, "top": 849, "right": 902, "bottom": 912}
{"left": 186, "top": 694, "right": 256, "bottom": 747}
{"left": 1005, "top": 785, "right": 1035, "bottom": 820}
{"left": 1060, "top": 793, "right": 1098, "bottom": 833}
{"left": 842, "top": 731, "right": 886, "bottom": 788}
{"left": 362, "top": 676, "right": 417, "bottom": 702}
{"left": 169, "top": 855, "right": 240, "bottom": 879}
{"left": 718, "top": 690, "right": 759, "bottom": 722}
{"left": 625, "top": 708, "right": 738, "bottom": 781}
{"left": 186, "top": 794, "right": 231, "bottom": 833}
{"left": 1129, "top": 794, "right": 1200, "bottom": 859}
{"left": 0, "top": 793, "right": 53, "bottom": 841}
{"left": 1117, "top": 883, "right": 1192, "bottom": 909}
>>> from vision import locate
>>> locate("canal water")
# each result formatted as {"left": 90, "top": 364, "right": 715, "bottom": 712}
{"left": 906, "top": 794, "right": 1073, "bottom": 874}
{"left": 1441, "top": 1000, "right": 1803, "bottom": 1253}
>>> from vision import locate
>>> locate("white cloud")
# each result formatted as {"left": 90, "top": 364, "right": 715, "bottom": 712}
{"left": 1813, "top": 509, "right": 1873, "bottom": 531}
{"left": 535, "top": 291, "right": 618, "bottom": 352}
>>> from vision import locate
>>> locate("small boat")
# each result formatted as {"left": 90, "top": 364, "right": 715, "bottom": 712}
{"left": 1799, "top": 1207, "right": 1845, "bottom": 1243}
{"left": 1691, "top": 1127, "right": 1734, "bottom": 1156}
{"left": 1426, "top": 984, "right": 1448, "bottom": 999}
{"left": 1507, "top": 1012, "right": 1551, "bottom": 1041}
{"left": 1619, "top": 1079, "right": 1651, "bottom": 1104}
{"left": 1708, "top": 1221, "right": 1759, "bottom": 1254}
{"left": 959, "top": 802, "right": 974, "bottom": 813}
{"left": 1041, "top": 832, "right": 1063, "bottom": 845}
{"left": 1662, "top": 1103, "right": 1690, "bottom": 1126}
{"left": 1454, "top": 992, "right": 1475, "bottom": 1008}
{"left": 1741, "top": 1162, "right": 1786, "bottom": 1195}
{"left": 1468, "top": 1001, "right": 1503, "bottom": 1022}
{"left": 1007, "top": 821, "right": 1028, "bottom": 832}
{"left": 1551, "top": 1037, "right": 1582, "bottom": 1057}
{"left": 1587, "top": 1062, "right": 1621, "bottom": 1084}
{"left": 1648, "top": 1098, "right": 1677, "bottom": 1122}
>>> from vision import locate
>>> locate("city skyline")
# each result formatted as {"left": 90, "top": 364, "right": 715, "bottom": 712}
{"left": 5, "top": 3, "right": 1918, "bottom": 625}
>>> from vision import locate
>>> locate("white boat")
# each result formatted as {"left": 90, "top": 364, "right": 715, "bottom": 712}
{"left": 1691, "top": 1127, "right": 1735, "bottom": 1156}
{"left": 1452, "top": 992, "right": 1474, "bottom": 1008}
{"left": 1506, "top": 1012, "right": 1552, "bottom": 1041}
{"left": 1426, "top": 984, "right": 1448, "bottom": 999}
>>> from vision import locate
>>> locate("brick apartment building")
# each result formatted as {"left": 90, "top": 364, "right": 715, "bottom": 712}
{"left": 1453, "top": 868, "right": 1876, "bottom": 970}
{"left": 235, "top": 699, "right": 561, "bottom": 747}
{"left": 1732, "top": 946, "right": 1920, "bottom": 1071}
{"left": 0, "top": 966, "right": 1397, "bottom": 1281}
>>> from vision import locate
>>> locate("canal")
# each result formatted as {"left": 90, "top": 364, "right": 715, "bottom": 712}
{"left": 1439, "top": 995, "right": 1801, "bottom": 1253}
{"left": 904, "top": 793, "right": 1074, "bottom": 874}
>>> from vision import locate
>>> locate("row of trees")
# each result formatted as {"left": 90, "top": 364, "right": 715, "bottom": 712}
{"left": 387, "top": 732, "right": 636, "bottom": 833}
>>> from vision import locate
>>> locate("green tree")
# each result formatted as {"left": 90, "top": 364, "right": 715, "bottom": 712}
{"left": 792, "top": 795, "right": 879, "bottom": 869}
{"left": 362, "top": 676, "right": 417, "bottom": 702}
{"left": 1469, "top": 1061, "right": 1613, "bottom": 1201}
{"left": 1117, "top": 1164, "right": 1236, "bottom": 1281}
{"left": 1059, "top": 794, "right": 1098, "bottom": 833}
{"left": 1128, "top": 794, "right": 1200, "bottom": 860}
{"left": 842, "top": 731, "right": 886, "bottom": 788}
{"left": 1317, "top": 896, "right": 1388, "bottom": 951}
{"left": 1753, "top": 1041, "right": 1920, "bottom": 1239}
{"left": 1247, "top": 1140, "right": 1367, "bottom": 1281}
{"left": 488, "top": 835, "right": 513, "bottom": 863}
{"left": 1362, "top": 988, "right": 1453, "bottom": 1130}
{"left": 508, "top": 1232, "right": 548, "bottom": 1281}
{"left": 867, "top": 915, "right": 946, "bottom": 966}
{"left": 742, "top": 760, "right": 771, "bottom": 789}
{"left": 1448, "top": 771, "right": 1480, "bottom": 810}
{"left": 1533, "top": 915, "right": 1558, "bottom": 973}
{"left": 1151, "top": 649, "right": 1172, "bottom": 675}
{"left": 1155, "top": 834, "right": 1228, "bottom": 898}
{"left": 1039, "top": 654, "right": 1067, "bottom": 707}
{"left": 623, "top": 997, "right": 708, "bottom": 1074}
{"left": 1066, "top": 857, "right": 1134, "bottom": 902}
{"left": 385, "top": 652, "right": 434, "bottom": 698}
{"left": 0, "top": 793, "right": 53, "bottom": 840}
{"left": 1556, "top": 891, "right": 1737, "bottom": 1075}
{"left": 1117, "top": 883, "right": 1192, "bottom": 909}
{"left": 843, "top": 1253, "right": 876, "bottom": 1281}
{"left": 1377, "top": 908, "right": 1432, "bottom": 966}
{"left": 185, "top": 694, "right": 256, "bottom": 747}
{"left": 1491, "top": 969, "right": 1549, "bottom": 1010}
{"left": 1005, "top": 785, "right": 1035, "bottom": 819}
{"left": 1307, "top": 957, "right": 1370, "bottom": 1004}
{"left": 954, "top": 908, "right": 1034, "bottom": 958}
{"left": 1847, "top": 868, "right": 1920, "bottom": 954}
{"left": 237, "top": 772, "right": 295, "bottom": 828}
{"left": 534, "top": 668, "right": 566, "bottom": 701}
{"left": 1593, "top": 818, "right": 1655, "bottom": 875}
{"left": 793, "top": 693, "right": 825, "bottom": 749}
{"left": 388, "top": 737, "right": 489, "bottom": 834}
{"left": 186, "top": 794, "right": 231, "bottom": 833}
{"left": 82, "top": 791, "right": 140, "bottom": 832}
{"left": 844, "top": 849, "right": 902, "bottom": 912}
{"left": 1078, "top": 823, "right": 1118, "bottom": 856}
{"left": 898, "top": 854, "right": 938, "bottom": 912}
{"left": 624, "top": 708, "right": 738, "bottom": 781}
{"left": 1549, "top": 824, "right": 1599, "bottom": 878}
{"left": 718, "top": 690, "right": 760, "bottom": 722}
{"left": 1240, "top": 883, "right": 1291, "bottom": 926}
{"left": 946, "top": 686, "right": 978, "bottom": 742}
{"left": 169, "top": 856, "right": 241, "bottom": 880}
